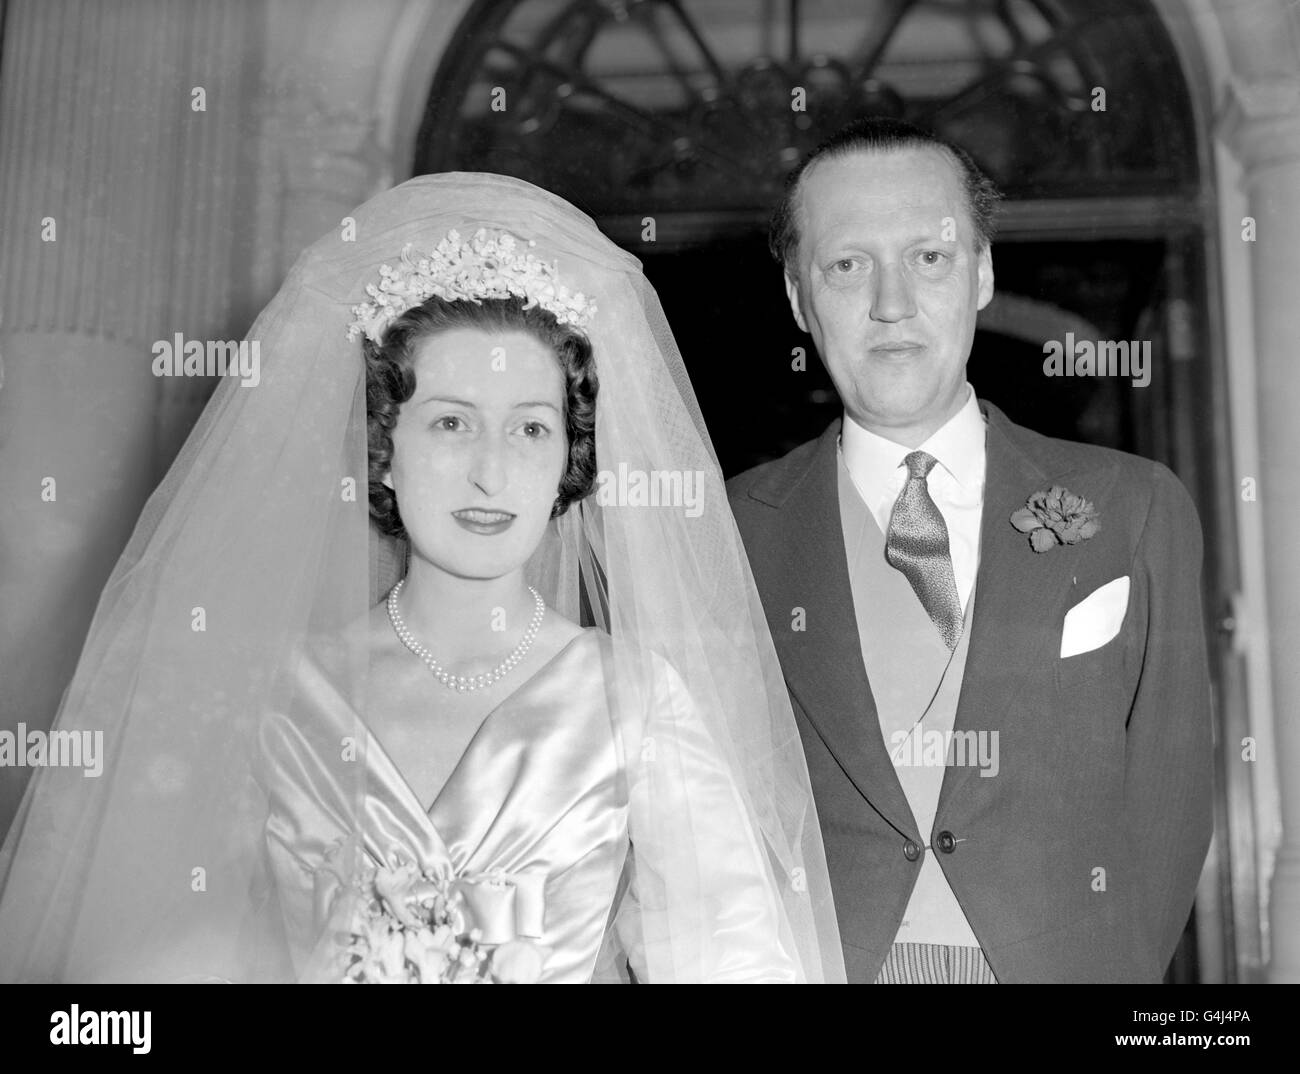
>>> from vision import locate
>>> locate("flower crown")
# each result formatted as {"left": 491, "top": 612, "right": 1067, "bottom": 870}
{"left": 346, "top": 228, "right": 596, "bottom": 344}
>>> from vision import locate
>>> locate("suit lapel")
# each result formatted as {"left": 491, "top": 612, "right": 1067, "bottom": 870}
{"left": 754, "top": 422, "right": 919, "bottom": 839}
{"left": 936, "top": 402, "right": 1084, "bottom": 817}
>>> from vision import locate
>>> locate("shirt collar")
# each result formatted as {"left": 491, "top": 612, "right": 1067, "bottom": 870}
{"left": 840, "top": 383, "right": 986, "bottom": 491}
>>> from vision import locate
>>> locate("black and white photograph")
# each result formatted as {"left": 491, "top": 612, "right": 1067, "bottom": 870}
{"left": 0, "top": 0, "right": 1294, "bottom": 1035}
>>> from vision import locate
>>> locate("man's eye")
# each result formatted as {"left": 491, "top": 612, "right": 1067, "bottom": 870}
{"left": 918, "top": 250, "right": 946, "bottom": 265}
{"left": 832, "top": 258, "right": 859, "bottom": 273}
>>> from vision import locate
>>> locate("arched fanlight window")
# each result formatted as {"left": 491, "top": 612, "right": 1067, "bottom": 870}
{"left": 420, "top": 0, "right": 1196, "bottom": 220}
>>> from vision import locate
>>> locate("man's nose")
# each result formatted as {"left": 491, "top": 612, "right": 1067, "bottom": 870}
{"left": 468, "top": 435, "right": 508, "bottom": 497}
{"left": 869, "top": 262, "right": 916, "bottom": 322}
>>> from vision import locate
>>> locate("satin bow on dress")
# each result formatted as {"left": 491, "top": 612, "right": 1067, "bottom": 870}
{"left": 258, "top": 630, "right": 797, "bottom": 983}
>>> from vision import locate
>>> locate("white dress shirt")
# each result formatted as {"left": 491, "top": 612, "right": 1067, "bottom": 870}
{"left": 839, "top": 385, "right": 987, "bottom": 614}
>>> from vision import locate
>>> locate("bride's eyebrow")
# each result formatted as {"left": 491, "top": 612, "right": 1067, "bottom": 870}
{"left": 417, "top": 394, "right": 477, "bottom": 407}
{"left": 512, "top": 400, "right": 561, "bottom": 412}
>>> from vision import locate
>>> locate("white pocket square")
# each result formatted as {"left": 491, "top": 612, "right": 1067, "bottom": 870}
{"left": 1060, "top": 576, "right": 1130, "bottom": 658}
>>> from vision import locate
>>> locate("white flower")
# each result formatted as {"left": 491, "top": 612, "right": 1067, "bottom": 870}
{"left": 373, "top": 857, "right": 423, "bottom": 928}
{"left": 336, "top": 855, "right": 506, "bottom": 983}
{"left": 490, "top": 940, "right": 550, "bottom": 985}
{"left": 403, "top": 927, "right": 453, "bottom": 983}
{"left": 375, "top": 929, "right": 407, "bottom": 980}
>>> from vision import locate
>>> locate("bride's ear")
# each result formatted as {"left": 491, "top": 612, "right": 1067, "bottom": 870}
{"left": 382, "top": 470, "right": 394, "bottom": 491}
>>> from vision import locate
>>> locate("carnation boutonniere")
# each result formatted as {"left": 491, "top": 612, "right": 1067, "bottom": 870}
{"left": 1010, "top": 485, "right": 1100, "bottom": 553}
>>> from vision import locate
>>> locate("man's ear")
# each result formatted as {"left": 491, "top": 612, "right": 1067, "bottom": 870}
{"left": 783, "top": 270, "right": 809, "bottom": 334}
{"left": 976, "top": 244, "right": 994, "bottom": 311}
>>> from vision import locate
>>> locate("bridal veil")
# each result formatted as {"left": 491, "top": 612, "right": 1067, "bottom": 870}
{"left": 0, "top": 173, "right": 844, "bottom": 983}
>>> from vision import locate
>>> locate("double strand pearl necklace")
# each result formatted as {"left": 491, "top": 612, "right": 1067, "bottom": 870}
{"left": 386, "top": 579, "right": 545, "bottom": 693}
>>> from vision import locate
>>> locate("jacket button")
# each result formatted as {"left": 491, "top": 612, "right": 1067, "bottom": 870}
{"left": 903, "top": 840, "right": 921, "bottom": 862}
{"left": 936, "top": 830, "right": 956, "bottom": 853}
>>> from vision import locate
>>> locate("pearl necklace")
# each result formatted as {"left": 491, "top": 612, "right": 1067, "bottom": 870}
{"left": 386, "top": 579, "right": 545, "bottom": 693}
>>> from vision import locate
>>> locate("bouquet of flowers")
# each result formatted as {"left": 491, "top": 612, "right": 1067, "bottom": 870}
{"left": 340, "top": 854, "right": 547, "bottom": 984}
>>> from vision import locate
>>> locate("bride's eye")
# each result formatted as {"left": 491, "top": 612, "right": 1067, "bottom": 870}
{"left": 433, "top": 415, "right": 464, "bottom": 432}
{"left": 518, "top": 420, "right": 550, "bottom": 440}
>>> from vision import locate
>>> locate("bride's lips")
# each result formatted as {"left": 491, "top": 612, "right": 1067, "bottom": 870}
{"left": 452, "top": 508, "right": 517, "bottom": 535}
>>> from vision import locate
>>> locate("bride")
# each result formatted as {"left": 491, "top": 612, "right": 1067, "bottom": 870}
{"left": 0, "top": 174, "right": 843, "bottom": 983}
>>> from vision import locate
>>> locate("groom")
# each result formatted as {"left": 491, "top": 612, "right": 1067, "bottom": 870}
{"left": 728, "top": 118, "right": 1213, "bottom": 983}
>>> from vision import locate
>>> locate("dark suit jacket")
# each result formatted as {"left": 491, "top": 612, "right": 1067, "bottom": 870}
{"left": 727, "top": 401, "right": 1214, "bottom": 983}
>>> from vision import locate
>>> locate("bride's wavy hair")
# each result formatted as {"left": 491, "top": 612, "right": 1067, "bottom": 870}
{"left": 364, "top": 295, "right": 599, "bottom": 538}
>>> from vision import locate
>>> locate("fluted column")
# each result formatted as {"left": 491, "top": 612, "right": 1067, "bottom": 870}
{"left": 0, "top": 0, "right": 258, "bottom": 836}
{"left": 1219, "top": 73, "right": 1300, "bottom": 983}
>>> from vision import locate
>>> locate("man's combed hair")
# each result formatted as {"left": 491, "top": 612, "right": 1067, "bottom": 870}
{"left": 769, "top": 116, "right": 1003, "bottom": 269}
{"left": 365, "top": 295, "right": 599, "bottom": 539}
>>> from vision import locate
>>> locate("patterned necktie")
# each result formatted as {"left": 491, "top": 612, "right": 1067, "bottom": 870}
{"left": 885, "top": 450, "right": 963, "bottom": 651}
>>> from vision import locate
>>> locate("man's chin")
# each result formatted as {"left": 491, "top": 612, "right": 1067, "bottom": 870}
{"left": 847, "top": 389, "right": 966, "bottom": 440}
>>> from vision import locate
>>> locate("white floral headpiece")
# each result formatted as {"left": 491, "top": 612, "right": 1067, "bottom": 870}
{"left": 347, "top": 228, "right": 596, "bottom": 344}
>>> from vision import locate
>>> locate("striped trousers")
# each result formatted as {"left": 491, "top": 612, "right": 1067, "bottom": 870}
{"left": 874, "top": 942, "right": 999, "bottom": 984}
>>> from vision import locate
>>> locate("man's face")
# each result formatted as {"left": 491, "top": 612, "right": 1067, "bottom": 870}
{"left": 784, "top": 146, "right": 994, "bottom": 443}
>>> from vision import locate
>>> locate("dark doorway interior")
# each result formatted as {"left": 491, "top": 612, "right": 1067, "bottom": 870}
{"left": 637, "top": 235, "right": 1173, "bottom": 478}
